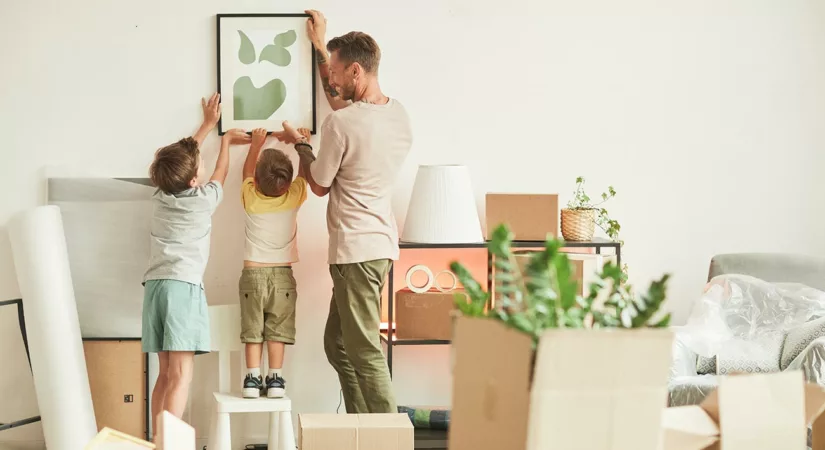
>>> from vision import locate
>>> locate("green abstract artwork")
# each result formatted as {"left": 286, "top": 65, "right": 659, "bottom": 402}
{"left": 232, "top": 29, "right": 297, "bottom": 120}
{"left": 233, "top": 76, "right": 287, "bottom": 120}
{"left": 237, "top": 31, "right": 256, "bottom": 65}
{"left": 259, "top": 45, "right": 291, "bottom": 66}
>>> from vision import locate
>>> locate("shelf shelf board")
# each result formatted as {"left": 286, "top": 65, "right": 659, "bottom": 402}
{"left": 380, "top": 332, "right": 451, "bottom": 346}
{"left": 399, "top": 238, "right": 619, "bottom": 250}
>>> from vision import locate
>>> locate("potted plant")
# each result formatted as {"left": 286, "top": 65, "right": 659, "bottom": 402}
{"left": 561, "top": 176, "right": 621, "bottom": 242}
{"left": 446, "top": 224, "right": 672, "bottom": 450}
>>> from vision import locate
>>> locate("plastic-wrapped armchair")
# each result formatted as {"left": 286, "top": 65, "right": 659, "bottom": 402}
{"left": 669, "top": 253, "right": 825, "bottom": 407}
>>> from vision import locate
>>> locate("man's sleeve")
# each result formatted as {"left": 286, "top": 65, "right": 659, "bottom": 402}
{"left": 310, "top": 117, "right": 345, "bottom": 188}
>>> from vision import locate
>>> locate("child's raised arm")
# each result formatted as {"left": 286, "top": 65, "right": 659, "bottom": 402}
{"left": 211, "top": 129, "right": 249, "bottom": 185}
{"left": 193, "top": 93, "right": 221, "bottom": 147}
{"left": 243, "top": 129, "right": 268, "bottom": 180}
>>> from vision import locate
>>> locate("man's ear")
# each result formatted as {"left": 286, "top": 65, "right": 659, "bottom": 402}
{"left": 189, "top": 177, "right": 198, "bottom": 188}
{"left": 351, "top": 62, "right": 363, "bottom": 79}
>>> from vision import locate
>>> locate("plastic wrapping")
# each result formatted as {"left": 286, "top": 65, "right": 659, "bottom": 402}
{"left": 677, "top": 274, "right": 825, "bottom": 359}
{"left": 668, "top": 274, "right": 825, "bottom": 407}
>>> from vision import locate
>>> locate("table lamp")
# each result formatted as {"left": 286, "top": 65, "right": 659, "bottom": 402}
{"left": 401, "top": 165, "right": 484, "bottom": 244}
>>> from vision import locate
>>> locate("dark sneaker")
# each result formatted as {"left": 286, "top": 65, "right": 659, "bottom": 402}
{"left": 266, "top": 375, "right": 285, "bottom": 398}
{"left": 242, "top": 374, "right": 263, "bottom": 399}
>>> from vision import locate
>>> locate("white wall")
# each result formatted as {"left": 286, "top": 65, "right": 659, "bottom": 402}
{"left": 2, "top": 0, "right": 825, "bottom": 447}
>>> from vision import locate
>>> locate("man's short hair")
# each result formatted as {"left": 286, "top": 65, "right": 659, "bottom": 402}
{"left": 149, "top": 137, "right": 199, "bottom": 194}
{"left": 327, "top": 31, "right": 381, "bottom": 73}
{"left": 255, "top": 148, "right": 293, "bottom": 197}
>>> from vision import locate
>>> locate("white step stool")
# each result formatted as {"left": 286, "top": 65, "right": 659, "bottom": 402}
{"left": 206, "top": 305, "right": 296, "bottom": 450}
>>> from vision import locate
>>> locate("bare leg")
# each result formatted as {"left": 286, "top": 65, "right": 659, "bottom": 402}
{"left": 267, "top": 341, "right": 285, "bottom": 370}
{"left": 245, "top": 343, "right": 263, "bottom": 369}
{"left": 162, "top": 351, "right": 194, "bottom": 419}
{"left": 151, "top": 352, "right": 169, "bottom": 442}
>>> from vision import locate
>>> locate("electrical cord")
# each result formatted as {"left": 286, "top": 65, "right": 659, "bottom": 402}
{"left": 336, "top": 389, "right": 343, "bottom": 413}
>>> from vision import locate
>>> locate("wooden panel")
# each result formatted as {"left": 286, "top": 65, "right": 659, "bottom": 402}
{"left": 83, "top": 340, "right": 145, "bottom": 438}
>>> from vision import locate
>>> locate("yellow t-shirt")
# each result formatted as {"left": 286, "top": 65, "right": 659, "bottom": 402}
{"left": 241, "top": 176, "right": 307, "bottom": 263}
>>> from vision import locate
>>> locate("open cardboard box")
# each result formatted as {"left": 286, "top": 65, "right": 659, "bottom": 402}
{"left": 85, "top": 411, "right": 194, "bottom": 450}
{"left": 449, "top": 316, "right": 673, "bottom": 450}
{"left": 662, "top": 371, "right": 825, "bottom": 450}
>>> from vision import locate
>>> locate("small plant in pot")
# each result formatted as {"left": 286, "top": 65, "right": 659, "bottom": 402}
{"left": 561, "top": 176, "right": 621, "bottom": 242}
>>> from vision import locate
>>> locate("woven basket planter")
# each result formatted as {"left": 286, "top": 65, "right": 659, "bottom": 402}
{"left": 560, "top": 208, "right": 596, "bottom": 241}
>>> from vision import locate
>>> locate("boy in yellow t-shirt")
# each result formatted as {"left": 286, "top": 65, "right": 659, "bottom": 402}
{"left": 238, "top": 126, "right": 312, "bottom": 398}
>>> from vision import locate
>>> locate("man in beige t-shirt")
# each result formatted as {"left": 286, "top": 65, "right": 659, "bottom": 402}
{"left": 300, "top": 11, "right": 412, "bottom": 414}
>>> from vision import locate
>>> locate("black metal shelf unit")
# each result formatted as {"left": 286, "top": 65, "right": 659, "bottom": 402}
{"left": 381, "top": 238, "right": 621, "bottom": 376}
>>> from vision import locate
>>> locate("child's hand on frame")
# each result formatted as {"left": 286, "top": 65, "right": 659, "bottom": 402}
{"left": 222, "top": 128, "right": 251, "bottom": 145}
{"left": 297, "top": 127, "right": 311, "bottom": 142}
{"left": 251, "top": 128, "right": 268, "bottom": 149}
{"left": 201, "top": 93, "right": 221, "bottom": 128}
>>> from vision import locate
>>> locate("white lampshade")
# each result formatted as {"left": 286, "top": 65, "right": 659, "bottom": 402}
{"left": 401, "top": 165, "right": 484, "bottom": 244}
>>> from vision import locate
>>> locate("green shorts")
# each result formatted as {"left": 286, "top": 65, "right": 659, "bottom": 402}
{"left": 142, "top": 279, "right": 210, "bottom": 354}
{"left": 239, "top": 267, "right": 297, "bottom": 344}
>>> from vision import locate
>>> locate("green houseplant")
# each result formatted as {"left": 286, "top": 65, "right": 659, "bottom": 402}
{"left": 449, "top": 224, "right": 669, "bottom": 344}
{"left": 561, "top": 176, "right": 621, "bottom": 242}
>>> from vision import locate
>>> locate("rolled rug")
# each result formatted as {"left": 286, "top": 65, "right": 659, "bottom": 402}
{"left": 398, "top": 405, "right": 451, "bottom": 430}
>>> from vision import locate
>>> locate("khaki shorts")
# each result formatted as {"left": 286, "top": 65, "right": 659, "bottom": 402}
{"left": 239, "top": 267, "right": 297, "bottom": 344}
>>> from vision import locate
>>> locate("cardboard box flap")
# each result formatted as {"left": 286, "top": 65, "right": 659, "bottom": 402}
{"left": 698, "top": 389, "right": 720, "bottom": 425}
{"left": 717, "top": 372, "right": 807, "bottom": 450}
{"left": 662, "top": 430, "right": 719, "bottom": 450}
{"left": 662, "top": 406, "right": 719, "bottom": 437}
{"left": 357, "top": 414, "right": 413, "bottom": 429}
{"left": 806, "top": 383, "right": 825, "bottom": 425}
{"left": 448, "top": 317, "right": 533, "bottom": 450}
{"left": 299, "top": 413, "right": 360, "bottom": 428}
{"left": 532, "top": 328, "right": 673, "bottom": 390}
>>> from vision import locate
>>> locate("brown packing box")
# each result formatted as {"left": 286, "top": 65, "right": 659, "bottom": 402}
{"left": 85, "top": 411, "right": 194, "bottom": 450}
{"left": 298, "top": 413, "right": 413, "bottom": 450}
{"left": 513, "top": 252, "right": 615, "bottom": 295}
{"left": 485, "top": 193, "right": 559, "bottom": 240}
{"left": 449, "top": 316, "right": 673, "bottom": 450}
{"left": 395, "top": 288, "right": 466, "bottom": 340}
{"left": 661, "top": 371, "right": 825, "bottom": 450}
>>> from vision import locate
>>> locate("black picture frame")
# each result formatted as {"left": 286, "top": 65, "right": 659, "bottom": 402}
{"left": 216, "top": 13, "right": 317, "bottom": 135}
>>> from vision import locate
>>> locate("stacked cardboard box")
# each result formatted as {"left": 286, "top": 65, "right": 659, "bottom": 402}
{"left": 395, "top": 288, "right": 466, "bottom": 340}
{"left": 485, "top": 193, "right": 559, "bottom": 240}
{"left": 298, "top": 413, "right": 413, "bottom": 450}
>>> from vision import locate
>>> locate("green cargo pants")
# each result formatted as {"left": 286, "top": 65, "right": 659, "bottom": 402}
{"left": 323, "top": 259, "right": 397, "bottom": 414}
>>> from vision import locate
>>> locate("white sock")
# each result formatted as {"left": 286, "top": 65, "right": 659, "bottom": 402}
{"left": 247, "top": 367, "right": 261, "bottom": 378}
{"left": 269, "top": 368, "right": 282, "bottom": 378}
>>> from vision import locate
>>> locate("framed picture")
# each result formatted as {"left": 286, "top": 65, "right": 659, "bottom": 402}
{"left": 217, "top": 14, "right": 317, "bottom": 135}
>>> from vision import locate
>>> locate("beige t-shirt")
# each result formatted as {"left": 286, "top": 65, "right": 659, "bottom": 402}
{"left": 311, "top": 99, "right": 413, "bottom": 265}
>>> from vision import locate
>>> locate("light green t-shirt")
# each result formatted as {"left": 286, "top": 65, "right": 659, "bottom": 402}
{"left": 143, "top": 181, "right": 223, "bottom": 286}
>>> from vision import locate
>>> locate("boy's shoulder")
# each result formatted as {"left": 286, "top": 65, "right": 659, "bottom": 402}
{"left": 154, "top": 181, "right": 223, "bottom": 212}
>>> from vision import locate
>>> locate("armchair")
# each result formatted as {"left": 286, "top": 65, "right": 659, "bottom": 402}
{"left": 669, "top": 253, "right": 825, "bottom": 407}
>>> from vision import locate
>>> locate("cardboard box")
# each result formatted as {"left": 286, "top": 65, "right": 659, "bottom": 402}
{"left": 661, "top": 371, "right": 825, "bottom": 450}
{"left": 395, "top": 289, "right": 466, "bottom": 340}
{"left": 298, "top": 413, "right": 413, "bottom": 450}
{"left": 449, "top": 316, "right": 673, "bottom": 450}
{"left": 485, "top": 194, "right": 559, "bottom": 240}
{"left": 513, "top": 251, "right": 615, "bottom": 295}
{"left": 83, "top": 340, "right": 146, "bottom": 438}
{"left": 86, "top": 411, "right": 193, "bottom": 450}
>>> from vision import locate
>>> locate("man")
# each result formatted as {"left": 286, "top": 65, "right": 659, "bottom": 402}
{"left": 300, "top": 9, "right": 413, "bottom": 414}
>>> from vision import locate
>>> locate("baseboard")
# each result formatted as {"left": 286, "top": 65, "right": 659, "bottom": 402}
{"left": 0, "top": 441, "right": 46, "bottom": 450}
